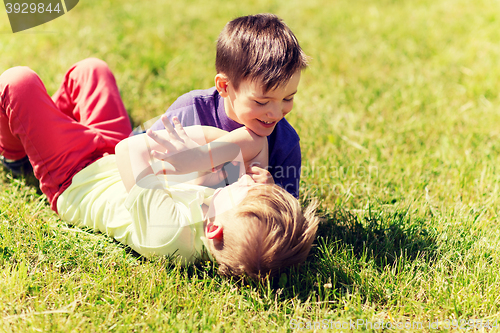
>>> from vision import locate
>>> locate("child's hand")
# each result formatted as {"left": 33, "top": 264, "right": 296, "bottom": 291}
{"left": 147, "top": 116, "right": 200, "bottom": 157}
{"left": 146, "top": 116, "right": 202, "bottom": 174}
{"left": 246, "top": 164, "right": 274, "bottom": 184}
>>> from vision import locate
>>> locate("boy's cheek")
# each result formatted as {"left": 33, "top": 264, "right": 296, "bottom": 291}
{"left": 235, "top": 108, "right": 260, "bottom": 123}
{"left": 283, "top": 104, "right": 294, "bottom": 117}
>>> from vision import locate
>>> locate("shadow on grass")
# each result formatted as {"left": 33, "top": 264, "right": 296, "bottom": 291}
{"left": 198, "top": 205, "right": 440, "bottom": 306}
{"left": 1, "top": 169, "right": 42, "bottom": 194}
{"left": 315, "top": 207, "right": 439, "bottom": 267}
{"left": 293, "top": 206, "right": 440, "bottom": 304}
{"left": 115, "top": 205, "right": 441, "bottom": 307}
{"left": 136, "top": 206, "right": 439, "bottom": 310}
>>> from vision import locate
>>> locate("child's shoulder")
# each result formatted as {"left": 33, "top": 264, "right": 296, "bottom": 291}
{"left": 175, "top": 87, "right": 218, "bottom": 105}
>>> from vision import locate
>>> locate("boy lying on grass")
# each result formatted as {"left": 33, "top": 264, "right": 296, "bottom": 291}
{"left": 0, "top": 59, "right": 318, "bottom": 280}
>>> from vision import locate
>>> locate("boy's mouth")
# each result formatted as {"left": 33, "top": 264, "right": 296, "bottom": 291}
{"left": 257, "top": 119, "right": 276, "bottom": 128}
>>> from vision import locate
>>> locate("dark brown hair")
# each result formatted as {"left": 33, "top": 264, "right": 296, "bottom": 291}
{"left": 216, "top": 13, "right": 309, "bottom": 93}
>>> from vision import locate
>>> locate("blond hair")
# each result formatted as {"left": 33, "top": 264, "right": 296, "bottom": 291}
{"left": 209, "top": 184, "right": 319, "bottom": 280}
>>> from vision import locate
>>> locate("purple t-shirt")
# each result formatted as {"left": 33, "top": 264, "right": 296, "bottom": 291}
{"left": 150, "top": 87, "right": 301, "bottom": 198}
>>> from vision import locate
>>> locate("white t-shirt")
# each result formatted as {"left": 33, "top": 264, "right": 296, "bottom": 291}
{"left": 57, "top": 155, "right": 215, "bottom": 263}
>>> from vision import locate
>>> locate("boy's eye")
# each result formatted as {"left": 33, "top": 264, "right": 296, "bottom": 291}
{"left": 255, "top": 100, "right": 268, "bottom": 106}
{"left": 284, "top": 97, "right": 294, "bottom": 102}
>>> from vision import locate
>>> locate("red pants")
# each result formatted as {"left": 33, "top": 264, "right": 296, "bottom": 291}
{"left": 0, "top": 58, "right": 132, "bottom": 212}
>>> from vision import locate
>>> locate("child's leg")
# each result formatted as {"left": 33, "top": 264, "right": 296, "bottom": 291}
{"left": 0, "top": 65, "right": 130, "bottom": 212}
{"left": 51, "top": 58, "right": 132, "bottom": 145}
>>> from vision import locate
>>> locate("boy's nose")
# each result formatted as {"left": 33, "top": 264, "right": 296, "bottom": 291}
{"left": 267, "top": 105, "right": 283, "bottom": 121}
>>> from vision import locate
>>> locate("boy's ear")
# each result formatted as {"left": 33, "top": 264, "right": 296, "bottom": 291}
{"left": 207, "top": 222, "right": 224, "bottom": 241}
{"left": 215, "top": 74, "right": 230, "bottom": 97}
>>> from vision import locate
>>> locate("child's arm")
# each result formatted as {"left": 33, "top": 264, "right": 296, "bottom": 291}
{"left": 115, "top": 126, "right": 239, "bottom": 192}
{"left": 115, "top": 116, "right": 267, "bottom": 192}
{"left": 147, "top": 114, "right": 267, "bottom": 170}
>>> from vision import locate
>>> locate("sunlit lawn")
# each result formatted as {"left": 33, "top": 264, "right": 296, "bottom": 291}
{"left": 1, "top": 0, "right": 500, "bottom": 331}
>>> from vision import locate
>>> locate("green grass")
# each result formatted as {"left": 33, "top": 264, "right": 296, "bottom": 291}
{"left": 2, "top": 0, "right": 500, "bottom": 331}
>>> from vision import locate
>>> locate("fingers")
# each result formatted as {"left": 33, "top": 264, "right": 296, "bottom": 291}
{"left": 160, "top": 114, "right": 175, "bottom": 133}
{"left": 246, "top": 165, "right": 274, "bottom": 184}
{"left": 172, "top": 116, "right": 188, "bottom": 139}
{"left": 247, "top": 173, "right": 260, "bottom": 183}
{"left": 146, "top": 129, "right": 175, "bottom": 151}
{"left": 161, "top": 115, "right": 181, "bottom": 140}
{"left": 246, "top": 165, "right": 266, "bottom": 175}
{"left": 250, "top": 173, "right": 274, "bottom": 185}
{"left": 150, "top": 149, "right": 168, "bottom": 160}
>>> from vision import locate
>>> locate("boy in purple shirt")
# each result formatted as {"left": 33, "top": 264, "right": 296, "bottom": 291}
{"left": 149, "top": 13, "right": 308, "bottom": 198}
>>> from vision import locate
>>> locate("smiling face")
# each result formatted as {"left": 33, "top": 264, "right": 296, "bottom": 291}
{"left": 216, "top": 71, "right": 301, "bottom": 137}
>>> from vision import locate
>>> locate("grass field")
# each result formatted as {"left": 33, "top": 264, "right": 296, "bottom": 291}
{"left": 1, "top": 0, "right": 500, "bottom": 331}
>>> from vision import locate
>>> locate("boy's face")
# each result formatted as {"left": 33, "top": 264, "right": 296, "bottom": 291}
{"left": 205, "top": 174, "right": 255, "bottom": 222}
{"left": 217, "top": 71, "right": 301, "bottom": 137}
{"left": 205, "top": 174, "right": 256, "bottom": 249}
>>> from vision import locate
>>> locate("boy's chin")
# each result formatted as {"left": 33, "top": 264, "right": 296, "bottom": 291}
{"left": 249, "top": 121, "right": 277, "bottom": 136}
{"left": 249, "top": 126, "right": 275, "bottom": 137}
